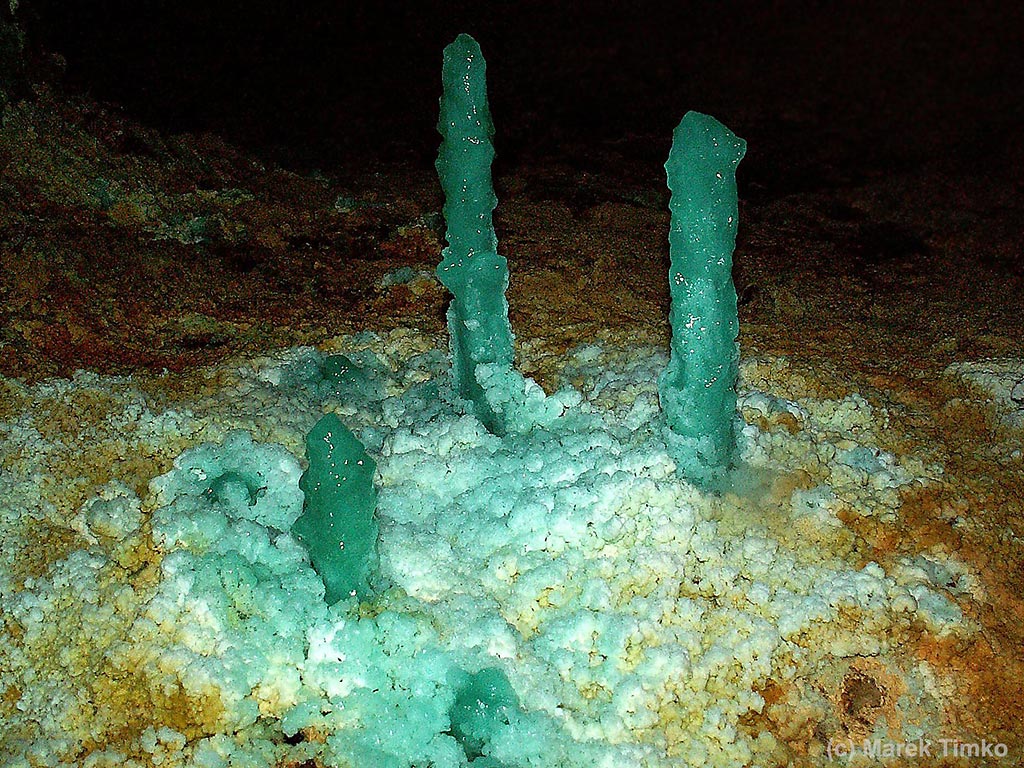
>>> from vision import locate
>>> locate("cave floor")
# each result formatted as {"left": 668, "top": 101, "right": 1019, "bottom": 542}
{"left": 1, "top": 84, "right": 1023, "bottom": 759}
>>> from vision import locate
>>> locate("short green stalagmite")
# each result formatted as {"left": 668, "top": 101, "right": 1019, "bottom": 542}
{"left": 449, "top": 667, "right": 519, "bottom": 765}
{"left": 292, "top": 413, "right": 378, "bottom": 603}
{"left": 436, "top": 33, "right": 514, "bottom": 433}
{"left": 659, "top": 111, "right": 746, "bottom": 488}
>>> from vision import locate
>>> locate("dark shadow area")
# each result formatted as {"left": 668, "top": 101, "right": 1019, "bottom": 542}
{"left": 22, "top": 0, "right": 1024, "bottom": 182}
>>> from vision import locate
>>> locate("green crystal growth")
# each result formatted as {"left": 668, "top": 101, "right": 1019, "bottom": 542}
{"left": 659, "top": 111, "right": 746, "bottom": 488}
{"left": 321, "top": 353, "right": 361, "bottom": 385}
{"left": 317, "top": 352, "right": 378, "bottom": 402}
{"left": 449, "top": 667, "right": 519, "bottom": 765}
{"left": 436, "top": 33, "right": 515, "bottom": 433}
{"left": 292, "top": 413, "right": 378, "bottom": 603}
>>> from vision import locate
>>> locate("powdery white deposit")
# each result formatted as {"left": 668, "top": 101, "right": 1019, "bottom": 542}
{"left": 0, "top": 331, "right": 973, "bottom": 767}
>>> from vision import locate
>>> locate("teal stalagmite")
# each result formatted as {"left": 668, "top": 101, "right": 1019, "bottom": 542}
{"left": 659, "top": 111, "right": 747, "bottom": 488}
{"left": 435, "top": 33, "right": 515, "bottom": 434}
{"left": 449, "top": 667, "right": 520, "bottom": 765}
{"left": 292, "top": 413, "right": 378, "bottom": 603}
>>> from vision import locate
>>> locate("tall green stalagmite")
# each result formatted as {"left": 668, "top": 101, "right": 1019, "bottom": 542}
{"left": 659, "top": 111, "right": 746, "bottom": 488}
{"left": 436, "top": 33, "right": 515, "bottom": 434}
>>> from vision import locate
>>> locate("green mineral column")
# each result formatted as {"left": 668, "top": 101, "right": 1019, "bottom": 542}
{"left": 436, "top": 33, "right": 515, "bottom": 433}
{"left": 292, "top": 413, "right": 378, "bottom": 603}
{"left": 659, "top": 111, "right": 746, "bottom": 488}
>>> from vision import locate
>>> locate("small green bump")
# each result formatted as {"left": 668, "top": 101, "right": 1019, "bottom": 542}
{"left": 449, "top": 667, "right": 519, "bottom": 764}
{"left": 320, "top": 354, "right": 358, "bottom": 384}
{"left": 205, "top": 470, "right": 265, "bottom": 508}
